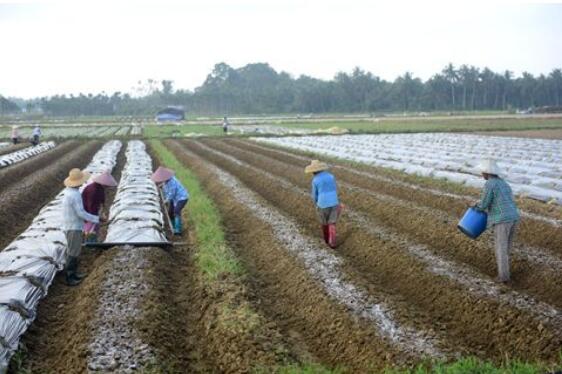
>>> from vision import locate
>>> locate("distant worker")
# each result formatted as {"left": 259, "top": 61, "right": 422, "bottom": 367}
{"left": 222, "top": 116, "right": 230, "bottom": 134}
{"left": 63, "top": 168, "right": 101, "bottom": 286}
{"left": 151, "top": 166, "right": 189, "bottom": 235}
{"left": 11, "top": 125, "right": 19, "bottom": 145}
{"left": 305, "top": 160, "right": 342, "bottom": 248}
{"left": 31, "top": 125, "right": 41, "bottom": 146}
{"left": 474, "top": 159, "right": 520, "bottom": 283}
{"left": 82, "top": 171, "right": 118, "bottom": 243}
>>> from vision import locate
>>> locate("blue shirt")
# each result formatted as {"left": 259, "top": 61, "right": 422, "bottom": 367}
{"left": 163, "top": 176, "right": 189, "bottom": 206}
{"left": 311, "top": 171, "right": 339, "bottom": 209}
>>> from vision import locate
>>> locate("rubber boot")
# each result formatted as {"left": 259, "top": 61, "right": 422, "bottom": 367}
{"left": 328, "top": 224, "right": 337, "bottom": 248}
{"left": 322, "top": 225, "right": 330, "bottom": 244}
{"left": 65, "top": 257, "right": 82, "bottom": 286}
{"left": 74, "top": 257, "right": 87, "bottom": 280}
{"left": 173, "top": 216, "right": 183, "bottom": 235}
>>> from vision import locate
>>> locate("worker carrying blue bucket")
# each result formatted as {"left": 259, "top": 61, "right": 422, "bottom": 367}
{"left": 458, "top": 159, "right": 520, "bottom": 283}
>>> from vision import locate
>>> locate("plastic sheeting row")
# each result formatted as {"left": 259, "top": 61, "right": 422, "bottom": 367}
{"left": 256, "top": 134, "right": 562, "bottom": 205}
{"left": 0, "top": 142, "right": 56, "bottom": 168}
{"left": 105, "top": 140, "right": 167, "bottom": 244}
{"left": 0, "top": 140, "right": 122, "bottom": 372}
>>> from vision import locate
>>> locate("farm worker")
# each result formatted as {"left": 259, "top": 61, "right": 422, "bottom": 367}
{"left": 305, "top": 160, "right": 341, "bottom": 248}
{"left": 82, "top": 171, "right": 118, "bottom": 243}
{"left": 222, "top": 116, "right": 229, "bottom": 134}
{"left": 63, "top": 168, "right": 101, "bottom": 286}
{"left": 31, "top": 125, "right": 41, "bottom": 146}
{"left": 11, "top": 125, "right": 19, "bottom": 145}
{"left": 151, "top": 166, "right": 189, "bottom": 235}
{"left": 474, "top": 159, "right": 520, "bottom": 283}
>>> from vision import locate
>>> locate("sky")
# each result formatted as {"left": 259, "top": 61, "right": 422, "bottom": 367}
{"left": 1, "top": 0, "right": 561, "bottom": 99}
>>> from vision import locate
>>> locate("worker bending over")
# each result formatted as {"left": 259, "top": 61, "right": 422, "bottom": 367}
{"left": 305, "top": 160, "right": 341, "bottom": 248}
{"left": 82, "top": 171, "right": 118, "bottom": 243}
{"left": 152, "top": 166, "right": 189, "bottom": 235}
{"left": 475, "top": 159, "right": 520, "bottom": 283}
{"left": 63, "top": 168, "right": 101, "bottom": 286}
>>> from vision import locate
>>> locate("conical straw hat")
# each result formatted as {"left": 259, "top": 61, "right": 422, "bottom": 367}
{"left": 304, "top": 160, "right": 329, "bottom": 174}
{"left": 478, "top": 159, "right": 502, "bottom": 176}
{"left": 151, "top": 166, "right": 175, "bottom": 183}
{"left": 64, "top": 168, "right": 91, "bottom": 187}
{"left": 93, "top": 171, "right": 118, "bottom": 187}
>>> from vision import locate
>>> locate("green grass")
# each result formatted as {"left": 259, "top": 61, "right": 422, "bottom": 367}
{"left": 144, "top": 124, "right": 224, "bottom": 138}
{"left": 384, "top": 356, "right": 560, "bottom": 374}
{"left": 279, "top": 117, "right": 562, "bottom": 134}
{"left": 149, "top": 140, "right": 242, "bottom": 280}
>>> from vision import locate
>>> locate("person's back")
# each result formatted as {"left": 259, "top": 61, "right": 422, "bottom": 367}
{"left": 479, "top": 177, "right": 520, "bottom": 226}
{"left": 312, "top": 171, "right": 339, "bottom": 208}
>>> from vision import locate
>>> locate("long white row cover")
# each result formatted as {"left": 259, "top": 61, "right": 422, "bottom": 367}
{"left": 0, "top": 140, "right": 122, "bottom": 372}
{"left": 0, "top": 142, "right": 56, "bottom": 168}
{"left": 256, "top": 134, "right": 562, "bottom": 205}
{"left": 0, "top": 143, "right": 8, "bottom": 149}
{"left": 105, "top": 140, "right": 167, "bottom": 244}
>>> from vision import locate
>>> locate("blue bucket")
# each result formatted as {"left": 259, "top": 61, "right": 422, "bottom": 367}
{"left": 458, "top": 207, "right": 488, "bottom": 239}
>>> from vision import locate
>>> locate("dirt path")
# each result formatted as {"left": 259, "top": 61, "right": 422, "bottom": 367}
{"left": 0, "top": 141, "right": 101, "bottom": 251}
{"left": 0, "top": 141, "right": 75, "bottom": 193}
{"left": 180, "top": 139, "right": 562, "bottom": 363}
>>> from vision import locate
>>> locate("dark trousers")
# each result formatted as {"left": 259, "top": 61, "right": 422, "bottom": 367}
{"left": 168, "top": 199, "right": 188, "bottom": 220}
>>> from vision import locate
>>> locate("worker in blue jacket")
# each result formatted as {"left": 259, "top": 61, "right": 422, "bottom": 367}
{"left": 151, "top": 166, "right": 189, "bottom": 235}
{"left": 305, "top": 160, "right": 342, "bottom": 248}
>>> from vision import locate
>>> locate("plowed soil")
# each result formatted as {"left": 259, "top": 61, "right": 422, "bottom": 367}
{"left": 0, "top": 141, "right": 75, "bottom": 192}
{"left": 0, "top": 143, "right": 28, "bottom": 156}
{"left": 0, "top": 141, "right": 101, "bottom": 251}
{"left": 14, "top": 142, "right": 125, "bottom": 373}
{"left": 172, "top": 138, "right": 562, "bottom": 366}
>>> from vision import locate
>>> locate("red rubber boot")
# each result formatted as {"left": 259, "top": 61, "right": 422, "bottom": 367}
{"left": 322, "top": 225, "right": 330, "bottom": 244}
{"left": 328, "top": 224, "right": 337, "bottom": 248}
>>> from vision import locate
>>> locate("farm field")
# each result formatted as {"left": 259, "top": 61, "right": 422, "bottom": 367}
{"left": 0, "top": 124, "right": 138, "bottom": 140}
{"left": 0, "top": 136, "right": 561, "bottom": 373}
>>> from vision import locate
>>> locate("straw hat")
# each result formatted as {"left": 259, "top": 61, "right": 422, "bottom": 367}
{"left": 93, "top": 171, "right": 118, "bottom": 187}
{"left": 151, "top": 166, "right": 174, "bottom": 183}
{"left": 478, "top": 159, "right": 502, "bottom": 176}
{"left": 64, "top": 168, "right": 91, "bottom": 188}
{"left": 304, "top": 160, "right": 329, "bottom": 174}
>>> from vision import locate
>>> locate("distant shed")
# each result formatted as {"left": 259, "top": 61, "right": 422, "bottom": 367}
{"left": 156, "top": 107, "right": 185, "bottom": 122}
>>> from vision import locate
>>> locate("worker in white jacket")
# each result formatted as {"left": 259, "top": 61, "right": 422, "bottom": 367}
{"left": 63, "top": 168, "right": 100, "bottom": 286}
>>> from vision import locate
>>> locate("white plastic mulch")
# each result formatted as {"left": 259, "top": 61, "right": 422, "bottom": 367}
{"left": 256, "top": 133, "right": 562, "bottom": 205}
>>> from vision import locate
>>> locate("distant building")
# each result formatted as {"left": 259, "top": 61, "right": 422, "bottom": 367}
{"left": 155, "top": 107, "right": 185, "bottom": 122}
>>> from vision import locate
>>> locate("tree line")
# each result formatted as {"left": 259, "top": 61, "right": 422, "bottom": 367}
{"left": 7, "top": 63, "right": 562, "bottom": 116}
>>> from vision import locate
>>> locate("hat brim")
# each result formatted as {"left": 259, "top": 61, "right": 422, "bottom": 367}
{"left": 93, "top": 173, "right": 118, "bottom": 187}
{"left": 64, "top": 171, "right": 91, "bottom": 187}
{"left": 305, "top": 164, "right": 328, "bottom": 174}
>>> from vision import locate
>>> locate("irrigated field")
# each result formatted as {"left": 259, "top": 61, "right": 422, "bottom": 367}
{"left": 1, "top": 136, "right": 561, "bottom": 373}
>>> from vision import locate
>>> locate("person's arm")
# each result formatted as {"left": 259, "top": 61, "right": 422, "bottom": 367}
{"left": 311, "top": 179, "right": 318, "bottom": 203}
{"left": 476, "top": 181, "right": 493, "bottom": 211}
{"left": 72, "top": 193, "right": 99, "bottom": 223}
{"left": 162, "top": 180, "right": 173, "bottom": 204}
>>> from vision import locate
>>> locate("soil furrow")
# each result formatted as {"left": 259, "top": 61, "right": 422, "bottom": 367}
{"left": 206, "top": 139, "right": 562, "bottom": 308}
{"left": 167, "top": 140, "right": 414, "bottom": 371}
{"left": 244, "top": 138, "right": 562, "bottom": 223}
{"left": 0, "top": 143, "right": 29, "bottom": 157}
{"left": 181, "top": 139, "right": 562, "bottom": 362}
{"left": 0, "top": 141, "right": 75, "bottom": 193}
{"left": 0, "top": 141, "right": 101, "bottom": 251}
{"left": 232, "top": 139, "right": 562, "bottom": 251}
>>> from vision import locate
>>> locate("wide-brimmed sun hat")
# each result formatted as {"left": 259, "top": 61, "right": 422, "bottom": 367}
{"left": 151, "top": 166, "right": 175, "bottom": 183}
{"left": 478, "top": 159, "right": 502, "bottom": 176}
{"left": 93, "top": 171, "right": 118, "bottom": 187}
{"left": 304, "top": 160, "right": 329, "bottom": 174}
{"left": 64, "top": 168, "right": 91, "bottom": 188}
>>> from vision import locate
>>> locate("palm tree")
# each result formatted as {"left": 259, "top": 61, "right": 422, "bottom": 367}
{"left": 442, "top": 63, "right": 458, "bottom": 109}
